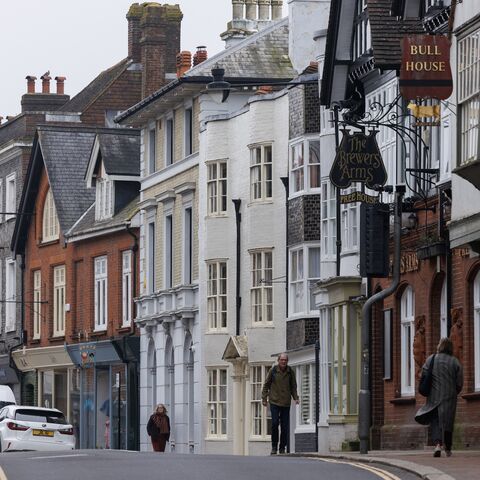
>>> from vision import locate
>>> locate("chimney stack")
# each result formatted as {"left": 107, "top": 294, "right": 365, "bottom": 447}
{"left": 127, "top": 3, "right": 142, "bottom": 63}
{"left": 55, "top": 76, "right": 66, "bottom": 95}
{"left": 41, "top": 72, "right": 51, "bottom": 94}
{"left": 140, "top": 3, "right": 183, "bottom": 98}
{"left": 192, "top": 46, "right": 208, "bottom": 66}
{"left": 26, "top": 75, "right": 37, "bottom": 94}
{"left": 271, "top": 0, "right": 283, "bottom": 20}
{"left": 176, "top": 51, "right": 192, "bottom": 77}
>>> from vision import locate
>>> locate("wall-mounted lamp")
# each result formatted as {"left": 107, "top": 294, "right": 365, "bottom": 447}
{"left": 206, "top": 67, "right": 232, "bottom": 104}
{"left": 406, "top": 212, "right": 418, "bottom": 230}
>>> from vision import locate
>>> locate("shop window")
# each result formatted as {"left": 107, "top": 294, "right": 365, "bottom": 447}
{"left": 296, "top": 364, "right": 316, "bottom": 427}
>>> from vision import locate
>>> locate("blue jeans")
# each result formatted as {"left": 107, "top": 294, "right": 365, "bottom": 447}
{"left": 270, "top": 404, "right": 290, "bottom": 452}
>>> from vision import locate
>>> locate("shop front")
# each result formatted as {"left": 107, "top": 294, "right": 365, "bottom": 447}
{"left": 66, "top": 337, "right": 140, "bottom": 450}
{"left": 12, "top": 346, "right": 79, "bottom": 445}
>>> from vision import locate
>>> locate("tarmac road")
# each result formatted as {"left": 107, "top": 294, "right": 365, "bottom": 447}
{"left": 0, "top": 450, "right": 419, "bottom": 480}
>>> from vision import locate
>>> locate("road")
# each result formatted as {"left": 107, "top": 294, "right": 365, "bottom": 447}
{"left": 0, "top": 450, "right": 419, "bottom": 480}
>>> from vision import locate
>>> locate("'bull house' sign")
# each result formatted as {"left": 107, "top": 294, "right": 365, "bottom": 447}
{"left": 330, "top": 130, "right": 387, "bottom": 190}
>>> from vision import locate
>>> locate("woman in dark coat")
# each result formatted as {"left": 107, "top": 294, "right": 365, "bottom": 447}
{"left": 415, "top": 337, "right": 463, "bottom": 457}
{"left": 147, "top": 404, "right": 171, "bottom": 452}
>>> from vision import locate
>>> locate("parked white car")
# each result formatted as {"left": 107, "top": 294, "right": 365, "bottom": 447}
{"left": 0, "top": 386, "right": 16, "bottom": 409}
{"left": 0, "top": 406, "right": 75, "bottom": 452}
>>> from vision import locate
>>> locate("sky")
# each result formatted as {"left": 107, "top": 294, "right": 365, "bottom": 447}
{"left": 0, "top": 0, "right": 288, "bottom": 117}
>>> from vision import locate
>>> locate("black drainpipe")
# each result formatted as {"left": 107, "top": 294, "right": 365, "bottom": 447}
{"left": 232, "top": 200, "right": 242, "bottom": 336}
{"left": 280, "top": 177, "right": 289, "bottom": 317}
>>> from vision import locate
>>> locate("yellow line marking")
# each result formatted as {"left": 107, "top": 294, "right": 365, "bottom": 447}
{"left": 0, "top": 465, "right": 8, "bottom": 480}
{"left": 316, "top": 458, "right": 402, "bottom": 480}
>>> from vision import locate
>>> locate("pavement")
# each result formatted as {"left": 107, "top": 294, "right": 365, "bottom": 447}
{"left": 294, "top": 449, "right": 480, "bottom": 480}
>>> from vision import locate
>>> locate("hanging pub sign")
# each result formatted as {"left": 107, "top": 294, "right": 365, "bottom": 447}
{"left": 399, "top": 34, "right": 452, "bottom": 100}
{"left": 330, "top": 130, "right": 387, "bottom": 190}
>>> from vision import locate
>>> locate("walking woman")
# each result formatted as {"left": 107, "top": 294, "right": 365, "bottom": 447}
{"left": 147, "top": 404, "right": 171, "bottom": 452}
{"left": 415, "top": 337, "right": 463, "bottom": 457}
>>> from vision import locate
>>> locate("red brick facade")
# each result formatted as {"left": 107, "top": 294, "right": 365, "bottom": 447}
{"left": 371, "top": 198, "right": 480, "bottom": 449}
{"left": 24, "top": 166, "right": 139, "bottom": 349}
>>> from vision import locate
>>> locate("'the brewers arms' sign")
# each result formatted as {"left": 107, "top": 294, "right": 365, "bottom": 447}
{"left": 399, "top": 34, "right": 453, "bottom": 100}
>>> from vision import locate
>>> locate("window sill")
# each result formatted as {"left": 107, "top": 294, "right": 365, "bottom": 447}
{"left": 247, "top": 200, "right": 274, "bottom": 207}
{"left": 38, "top": 238, "right": 60, "bottom": 248}
{"left": 49, "top": 335, "right": 65, "bottom": 342}
{"left": 30, "top": 338, "right": 41, "bottom": 345}
{"left": 288, "top": 190, "right": 321, "bottom": 201}
{"left": 248, "top": 436, "right": 271, "bottom": 442}
{"left": 91, "top": 329, "right": 107, "bottom": 337}
{"left": 117, "top": 326, "right": 132, "bottom": 334}
{"left": 389, "top": 396, "right": 416, "bottom": 405}
{"left": 205, "top": 214, "right": 229, "bottom": 220}
{"left": 206, "top": 330, "right": 229, "bottom": 335}
{"left": 251, "top": 324, "right": 275, "bottom": 329}
{"left": 461, "top": 392, "right": 480, "bottom": 401}
{"left": 205, "top": 436, "right": 228, "bottom": 442}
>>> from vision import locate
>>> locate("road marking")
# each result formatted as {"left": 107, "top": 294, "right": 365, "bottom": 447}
{"left": 29, "top": 454, "right": 89, "bottom": 460}
{"left": 317, "top": 458, "right": 402, "bottom": 480}
{"left": 0, "top": 466, "right": 8, "bottom": 480}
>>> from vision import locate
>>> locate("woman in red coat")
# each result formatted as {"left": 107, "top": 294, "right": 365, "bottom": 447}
{"left": 147, "top": 404, "right": 171, "bottom": 452}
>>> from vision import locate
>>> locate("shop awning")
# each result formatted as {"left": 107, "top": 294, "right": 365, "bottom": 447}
{"left": 12, "top": 346, "right": 73, "bottom": 372}
{"left": 66, "top": 339, "right": 133, "bottom": 367}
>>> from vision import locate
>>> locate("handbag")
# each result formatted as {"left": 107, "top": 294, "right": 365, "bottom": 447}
{"left": 418, "top": 354, "right": 435, "bottom": 397}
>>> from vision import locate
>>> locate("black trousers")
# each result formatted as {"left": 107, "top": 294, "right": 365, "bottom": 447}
{"left": 270, "top": 404, "right": 290, "bottom": 451}
{"left": 431, "top": 407, "right": 453, "bottom": 451}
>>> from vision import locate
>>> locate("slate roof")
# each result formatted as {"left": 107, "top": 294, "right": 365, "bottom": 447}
{"left": 66, "top": 195, "right": 139, "bottom": 239}
{"left": 184, "top": 17, "right": 294, "bottom": 80}
{"left": 58, "top": 58, "right": 131, "bottom": 113}
{"left": 368, "top": 0, "right": 423, "bottom": 69}
{"left": 95, "top": 132, "right": 140, "bottom": 177}
{"left": 37, "top": 125, "right": 97, "bottom": 232}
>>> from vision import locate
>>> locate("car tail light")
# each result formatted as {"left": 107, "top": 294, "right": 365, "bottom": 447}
{"left": 59, "top": 427, "right": 74, "bottom": 435}
{"left": 7, "top": 422, "right": 29, "bottom": 431}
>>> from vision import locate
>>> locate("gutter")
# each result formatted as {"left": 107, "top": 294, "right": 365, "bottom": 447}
{"left": 232, "top": 200, "right": 242, "bottom": 337}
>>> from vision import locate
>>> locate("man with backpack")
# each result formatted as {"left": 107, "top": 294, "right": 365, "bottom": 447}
{"left": 262, "top": 353, "right": 299, "bottom": 455}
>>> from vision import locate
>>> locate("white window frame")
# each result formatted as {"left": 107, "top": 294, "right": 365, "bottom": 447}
{"left": 439, "top": 116, "right": 451, "bottom": 181}
{"left": 289, "top": 245, "right": 321, "bottom": 316}
{"left": 53, "top": 265, "right": 65, "bottom": 337}
{"left": 207, "top": 261, "right": 227, "bottom": 332}
{"left": 400, "top": 286, "right": 415, "bottom": 396}
{"left": 95, "top": 169, "right": 114, "bottom": 221}
{"left": 33, "top": 270, "right": 41, "bottom": 340}
{"left": 5, "top": 173, "right": 16, "bottom": 221}
{"left": 250, "top": 250, "right": 273, "bottom": 325}
{"left": 296, "top": 363, "right": 316, "bottom": 429}
{"left": 352, "top": 0, "right": 371, "bottom": 60}
{"left": 183, "top": 206, "right": 193, "bottom": 284}
{"left": 164, "top": 213, "right": 173, "bottom": 289}
{"left": 207, "top": 161, "right": 228, "bottom": 216}
{"left": 94, "top": 257, "right": 107, "bottom": 331}
{"left": 474, "top": 271, "right": 480, "bottom": 390}
{"left": 147, "top": 220, "right": 156, "bottom": 294}
{"left": 165, "top": 115, "right": 174, "bottom": 167}
{"left": 207, "top": 367, "right": 227, "bottom": 438}
{"left": 122, "top": 251, "right": 132, "bottom": 328}
{"left": 250, "top": 144, "right": 273, "bottom": 202}
{"left": 321, "top": 180, "right": 336, "bottom": 259}
{"left": 458, "top": 27, "right": 480, "bottom": 166}
{"left": 5, "top": 259, "right": 16, "bottom": 332}
{"left": 148, "top": 123, "right": 156, "bottom": 174}
{"left": 250, "top": 365, "right": 271, "bottom": 439}
{"left": 42, "top": 188, "right": 60, "bottom": 242}
{"left": 289, "top": 137, "right": 321, "bottom": 196}
{"left": 184, "top": 106, "right": 193, "bottom": 157}
{"left": 340, "top": 190, "right": 359, "bottom": 252}
{"left": 0, "top": 179, "right": 3, "bottom": 223}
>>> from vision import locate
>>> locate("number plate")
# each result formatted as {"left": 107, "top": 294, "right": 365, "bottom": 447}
{"left": 32, "top": 429, "right": 54, "bottom": 437}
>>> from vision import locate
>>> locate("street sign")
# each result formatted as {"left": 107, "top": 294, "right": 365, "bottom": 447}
{"left": 330, "top": 130, "right": 387, "bottom": 190}
{"left": 340, "top": 190, "right": 379, "bottom": 204}
{"left": 399, "top": 34, "right": 452, "bottom": 100}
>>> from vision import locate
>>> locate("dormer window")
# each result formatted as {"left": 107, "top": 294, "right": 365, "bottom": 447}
{"left": 353, "top": 0, "right": 371, "bottom": 60}
{"left": 96, "top": 176, "right": 114, "bottom": 221}
{"left": 42, "top": 188, "right": 59, "bottom": 242}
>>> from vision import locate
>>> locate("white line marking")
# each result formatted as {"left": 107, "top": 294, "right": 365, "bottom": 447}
{"left": 316, "top": 458, "right": 402, "bottom": 480}
{"left": 29, "top": 454, "right": 89, "bottom": 460}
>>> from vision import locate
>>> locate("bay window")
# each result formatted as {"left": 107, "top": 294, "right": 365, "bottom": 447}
{"left": 289, "top": 138, "right": 320, "bottom": 195}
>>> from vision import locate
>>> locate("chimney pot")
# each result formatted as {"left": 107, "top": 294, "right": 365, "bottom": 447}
{"left": 258, "top": 0, "right": 270, "bottom": 20}
{"left": 271, "top": 0, "right": 283, "bottom": 20}
{"left": 232, "top": 0, "right": 245, "bottom": 20}
{"left": 176, "top": 51, "right": 192, "bottom": 77}
{"left": 193, "top": 46, "right": 208, "bottom": 66}
{"left": 55, "top": 76, "right": 66, "bottom": 95}
{"left": 245, "top": 0, "right": 257, "bottom": 20}
{"left": 26, "top": 75, "right": 37, "bottom": 94}
{"left": 41, "top": 72, "right": 51, "bottom": 94}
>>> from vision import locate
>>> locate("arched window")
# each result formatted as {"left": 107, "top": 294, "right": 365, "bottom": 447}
{"left": 401, "top": 286, "right": 415, "bottom": 396}
{"left": 42, "top": 188, "right": 59, "bottom": 242}
{"left": 474, "top": 272, "right": 480, "bottom": 390}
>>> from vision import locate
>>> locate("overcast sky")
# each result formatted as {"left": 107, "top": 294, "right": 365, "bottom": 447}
{"left": 0, "top": 0, "right": 288, "bottom": 117}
